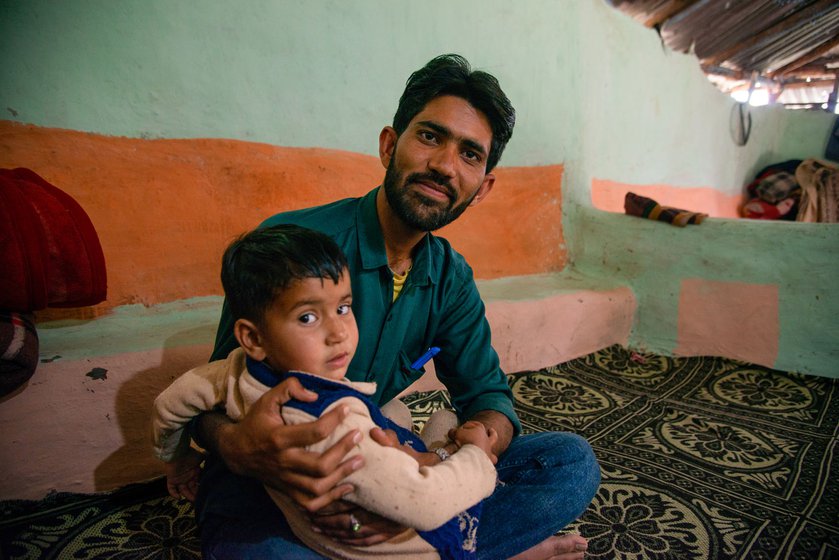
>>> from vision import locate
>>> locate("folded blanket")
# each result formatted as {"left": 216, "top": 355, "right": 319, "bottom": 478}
{"left": 0, "top": 168, "right": 106, "bottom": 311}
{"left": 624, "top": 192, "right": 707, "bottom": 227}
{"left": 742, "top": 197, "right": 796, "bottom": 220}
{"left": 795, "top": 159, "right": 839, "bottom": 223}
{"left": 0, "top": 311, "right": 38, "bottom": 397}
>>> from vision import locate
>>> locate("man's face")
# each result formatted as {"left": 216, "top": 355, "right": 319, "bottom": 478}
{"left": 256, "top": 271, "right": 358, "bottom": 380}
{"left": 382, "top": 95, "right": 495, "bottom": 232}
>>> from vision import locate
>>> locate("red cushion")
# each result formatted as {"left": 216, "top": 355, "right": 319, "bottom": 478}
{"left": 0, "top": 168, "right": 106, "bottom": 311}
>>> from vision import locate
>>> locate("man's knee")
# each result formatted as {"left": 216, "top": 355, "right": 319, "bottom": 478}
{"left": 558, "top": 433, "right": 600, "bottom": 513}
{"left": 507, "top": 431, "right": 596, "bottom": 465}
{"left": 565, "top": 432, "right": 599, "bottom": 471}
{"left": 575, "top": 434, "right": 601, "bottom": 494}
{"left": 501, "top": 432, "right": 600, "bottom": 496}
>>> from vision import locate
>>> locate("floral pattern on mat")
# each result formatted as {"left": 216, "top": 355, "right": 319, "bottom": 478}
{"left": 1, "top": 345, "right": 836, "bottom": 559}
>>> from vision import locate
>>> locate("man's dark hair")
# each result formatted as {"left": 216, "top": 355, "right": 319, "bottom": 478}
{"left": 221, "top": 224, "right": 347, "bottom": 326}
{"left": 392, "top": 54, "right": 515, "bottom": 172}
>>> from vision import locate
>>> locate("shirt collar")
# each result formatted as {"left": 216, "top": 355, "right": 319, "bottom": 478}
{"left": 246, "top": 354, "right": 378, "bottom": 396}
{"left": 356, "top": 187, "right": 433, "bottom": 286}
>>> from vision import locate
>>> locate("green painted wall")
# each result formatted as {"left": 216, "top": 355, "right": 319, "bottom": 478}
{"left": 1, "top": 0, "right": 581, "bottom": 167}
{"left": 562, "top": 3, "right": 838, "bottom": 377}
{"left": 3, "top": 0, "right": 837, "bottom": 374}
{"left": 569, "top": 1, "right": 835, "bottom": 202}
{"left": 571, "top": 207, "right": 839, "bottom": 377}
{"left": 2, "top": 1, "right": 831, "bottom": 174}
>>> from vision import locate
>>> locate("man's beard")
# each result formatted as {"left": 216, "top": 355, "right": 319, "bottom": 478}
{"left": 383, "top": 158, "right": 476, "bottom": 232}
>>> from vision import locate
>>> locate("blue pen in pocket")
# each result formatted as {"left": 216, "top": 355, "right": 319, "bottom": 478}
{"left": 410, "top": 347, "right": 440, "bottom": 369}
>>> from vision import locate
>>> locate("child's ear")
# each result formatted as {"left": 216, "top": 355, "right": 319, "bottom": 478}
{"left": 234, "top": 318, "right": 267, "bottom": 361}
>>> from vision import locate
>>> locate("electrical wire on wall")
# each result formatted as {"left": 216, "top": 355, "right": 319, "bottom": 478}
{"left": 730, "top": 71, "right": 756, "bottom": 146}
{"left": 730, "top": 102, "right": 752, "bottom": 146}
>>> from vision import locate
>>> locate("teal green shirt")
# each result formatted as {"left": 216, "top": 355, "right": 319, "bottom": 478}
{"left": 211, "top": 187, "right": 520, "bottom": 434}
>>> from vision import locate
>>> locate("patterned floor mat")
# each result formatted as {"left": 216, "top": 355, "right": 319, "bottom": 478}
{"left": 1, "top": 345, "right": 836, "bottom": 559}
{"left": 512, "top": 346, "right": 839, "bottom": 560}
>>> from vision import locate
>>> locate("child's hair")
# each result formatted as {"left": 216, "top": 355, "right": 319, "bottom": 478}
{"left": 221, "top": 224, "right": 348, "bottom": 326}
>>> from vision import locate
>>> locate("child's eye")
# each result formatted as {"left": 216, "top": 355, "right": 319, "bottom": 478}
{"left": 337, "top": 304, "right": 351, "bottom": 316}
{"left": 299, "top": 312, "right": 317, "bottom": 324}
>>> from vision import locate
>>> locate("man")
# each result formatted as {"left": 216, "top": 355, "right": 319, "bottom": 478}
{"left": 193, "top": 54, "right": 600, "bottom": 559}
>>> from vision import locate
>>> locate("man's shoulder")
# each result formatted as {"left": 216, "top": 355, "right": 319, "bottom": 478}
{"left": 427, "top": 233, "right": 474, "bottom": 285}
{"left": 259, "top": 196, "right": 361, "bottom": 236}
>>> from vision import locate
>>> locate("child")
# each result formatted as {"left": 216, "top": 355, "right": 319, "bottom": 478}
{"left": 151, "top": 224, "right": 498, "bottom": 559}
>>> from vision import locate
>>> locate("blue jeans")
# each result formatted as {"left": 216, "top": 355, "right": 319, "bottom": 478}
{"left": 200, "top": 432, "right": 600, "bottom": 559}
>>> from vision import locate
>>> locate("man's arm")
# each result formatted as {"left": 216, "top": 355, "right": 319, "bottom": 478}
{"left": 433, "top": 272, "right": 522, "bottom": 439}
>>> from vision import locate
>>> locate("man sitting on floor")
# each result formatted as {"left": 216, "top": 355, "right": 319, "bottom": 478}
{"left": 190, "top": 53, "right": 601, "bottom": 560}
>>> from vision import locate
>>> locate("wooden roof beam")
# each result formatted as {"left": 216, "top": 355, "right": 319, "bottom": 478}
{"left": 700, "top": 0, "right": 838, "bottom": 67}
{"left": 770, "top": 33, "right": 839, "bottom": 77}
{"left": 779, "top": 78, "right": 836, "bottom": 89}
{"left": 700, "top": 64, "right": 745, "bottom": 80}
{"left": 783, "top": 62, "right": 839, "bottom": 78}
{"left": 642, "top": 0, "right": 699, "bottom": 29}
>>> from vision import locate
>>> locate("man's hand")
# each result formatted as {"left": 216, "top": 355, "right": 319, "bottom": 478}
{"left": 304, "top": 425, "right": 433, "bottom": 545}
{"left": 451, "top": 420, "right": 499, "bottom": 464}
{"left": 309, "top": 501, "right": 409, "bottom": 546}
{"left": 199, "top": 377, "right": 365, "bottom": 513}
{"left": 467, "top": 410, "right": 514, "bottom": 457}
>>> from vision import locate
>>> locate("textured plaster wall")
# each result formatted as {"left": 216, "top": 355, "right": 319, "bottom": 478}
{"left": 0, "top": 121, "right": 565, "bottom": 316}
{"left": 1, "top": 0, "right": 838, "bottom": 499}
{"left": 571, "top": 207, "right": 839, "bottom": 377}
{"left": 3, "top": 1, "right": 830, "bottom": 188}
{"left": 0, "top": 0, "right": 579, "bottom": 168}
{"left": 564, "top": 1, "right": 835, "bottom": 205}
{"left": 561, "top": 2, "right": 839, "bottom": 377}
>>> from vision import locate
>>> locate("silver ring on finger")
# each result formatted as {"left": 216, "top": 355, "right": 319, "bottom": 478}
{"left": 349, "top": 513, "right": 362, "bottom": 533}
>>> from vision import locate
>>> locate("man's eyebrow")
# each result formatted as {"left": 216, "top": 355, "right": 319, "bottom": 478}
{"left": 416, "top": 120, "right": 488, "bottom": 157}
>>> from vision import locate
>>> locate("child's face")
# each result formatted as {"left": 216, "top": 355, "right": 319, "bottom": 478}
{"left": 258, "top": 271, "right": 358, "bottom": 380}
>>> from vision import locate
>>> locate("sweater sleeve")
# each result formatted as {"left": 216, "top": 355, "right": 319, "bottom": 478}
{"left": 151, "top": 350, "right": 247, "bottom": 462}
{"left": 286, "top": 396, "right": 497, "bottom": 531}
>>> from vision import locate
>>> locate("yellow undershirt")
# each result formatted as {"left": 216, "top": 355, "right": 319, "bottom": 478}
{"left": 392, "top": 268, "right": 410, "bottom": 302}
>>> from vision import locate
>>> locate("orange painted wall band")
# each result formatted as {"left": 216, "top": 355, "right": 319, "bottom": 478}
{"left": 0, "top": 121, "right": 565, "bottom": 319}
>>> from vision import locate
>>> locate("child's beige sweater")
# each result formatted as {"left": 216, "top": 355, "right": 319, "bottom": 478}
{"left": 152, "top": 348, "right": 497, "bottom": 559}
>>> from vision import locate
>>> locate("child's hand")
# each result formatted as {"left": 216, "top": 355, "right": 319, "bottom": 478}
{"left": 451, "top": 421, "right": 498, "bottom": 465}
{"left": 164, "top": 448, "right": 204, "bottom": 502}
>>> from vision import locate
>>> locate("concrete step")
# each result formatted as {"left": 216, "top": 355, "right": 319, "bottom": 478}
{"left": 402, "top": 271, "right": 636, "bottom": 394}
{"left": 1, "top": 272, "right": 635, "bottom": 499}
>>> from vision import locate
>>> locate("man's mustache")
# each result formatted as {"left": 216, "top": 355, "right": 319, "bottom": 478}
{"left": 406, "top": 172, "right": 455, "bottom": 201}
